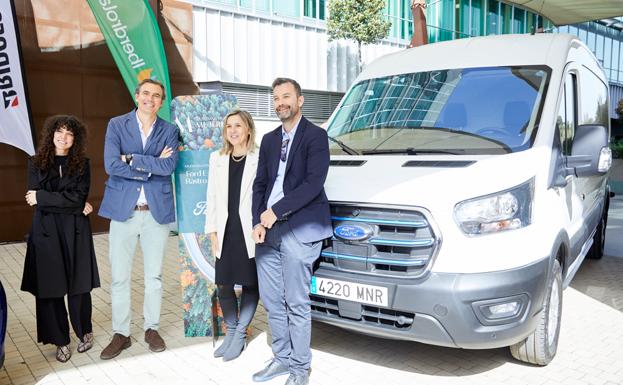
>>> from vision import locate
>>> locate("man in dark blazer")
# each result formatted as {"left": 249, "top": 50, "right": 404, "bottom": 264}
{"left": 251, "top": 78, "right": 332, "bottom": 385}
{"left": 98, "top": 79, "right": 179, "bottom": 360}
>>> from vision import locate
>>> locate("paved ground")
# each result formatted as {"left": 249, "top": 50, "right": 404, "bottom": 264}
{"left": 1, "top": 201, "right": 623, "bottom": 385}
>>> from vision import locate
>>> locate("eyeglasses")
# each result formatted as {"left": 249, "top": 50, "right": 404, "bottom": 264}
{"left": 280, "top": 137, "right": 290, "bottom": 162}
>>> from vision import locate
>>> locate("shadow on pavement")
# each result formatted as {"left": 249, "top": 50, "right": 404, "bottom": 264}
{"left": 310, "top": 320, "right": 510, "bottom": 376}
{"left": 570, "top": 198, "right": 623, "bottom": 313}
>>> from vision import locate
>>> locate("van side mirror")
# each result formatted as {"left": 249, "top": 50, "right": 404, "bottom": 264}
{"left": 566, "top": 124, "right": 611, "bottom": 177}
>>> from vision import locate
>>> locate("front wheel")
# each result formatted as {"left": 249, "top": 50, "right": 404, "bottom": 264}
{"left": 510, "top": 259, "right": 562, "bottom": 365}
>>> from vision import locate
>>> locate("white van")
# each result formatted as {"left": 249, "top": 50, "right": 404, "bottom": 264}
{"left": 312, "top": 33, "right": 612, "bottom": 365}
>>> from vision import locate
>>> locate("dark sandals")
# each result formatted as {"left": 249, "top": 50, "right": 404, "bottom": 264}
{"left": 55, "top": 345, "right": 71, "bottom": 362}
{"left": 56, "top": 332, "right": 93, "bottom": 362}
{"left": 77, "top": 332, "right": 94, "bottom": 353}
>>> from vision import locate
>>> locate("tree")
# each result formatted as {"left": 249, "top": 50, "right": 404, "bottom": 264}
{"left": 327, "top": 0, "right": 391, "bottom": 73}
{"left": 617, "top": 99, "right": 623, "bottom": 124}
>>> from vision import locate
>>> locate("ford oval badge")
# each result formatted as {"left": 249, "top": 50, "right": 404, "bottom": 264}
{"left": 334, "top": 223, "right": 374, "bottom": 241}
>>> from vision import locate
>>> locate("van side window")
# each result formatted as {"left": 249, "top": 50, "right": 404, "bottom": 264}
{"left": 578, "top": 67, "right": 609, "bottom": 126}
{"left": 557, "top": 74, "right": 577, "bottom": 155}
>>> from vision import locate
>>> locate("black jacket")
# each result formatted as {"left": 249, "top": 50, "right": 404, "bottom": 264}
{"left": 21, "top": 158, "right": 100, "bottom": 298}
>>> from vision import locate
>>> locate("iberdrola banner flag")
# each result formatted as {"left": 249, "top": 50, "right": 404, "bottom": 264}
{"left": 87, "top": 0, "right": 171, "bottom": 121}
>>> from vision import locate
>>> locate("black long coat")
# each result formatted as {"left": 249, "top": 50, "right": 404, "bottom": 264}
{"left": 21, "top": 158, "right": 100, "bottom": 299}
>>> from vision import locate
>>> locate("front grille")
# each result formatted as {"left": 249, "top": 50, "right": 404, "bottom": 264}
{"left": 402, "top": 160, "right": 475, "bottom": 168}
{"left": 311, "top": 295, "right": 414, "bottom": 329}
{"left": 321, "top": 203, "right": 439, "bottom": 278}
{"left": 330, "top": 160, "right": 367, "bottom": 167}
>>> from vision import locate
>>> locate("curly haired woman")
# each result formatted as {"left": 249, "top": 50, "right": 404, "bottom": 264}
{"left": 21, "top": 115, "right": 100, "bottom": 362}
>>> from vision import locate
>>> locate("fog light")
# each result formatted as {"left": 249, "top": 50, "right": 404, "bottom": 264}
{"left": 486, "top": 302, "right": 520, "bottom": 318}
{"left": 472, "top": 294, "right": 529, "bottom": 325}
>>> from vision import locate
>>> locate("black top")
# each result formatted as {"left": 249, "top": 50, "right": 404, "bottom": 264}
{"left": 50, "top": 156, "right": 67, "bottom": 190}
{"left": 226, "top": 155, "right": 245, "bottom": 222}
{"left": 215, "top": 154, "right": 257, "bottom": 286}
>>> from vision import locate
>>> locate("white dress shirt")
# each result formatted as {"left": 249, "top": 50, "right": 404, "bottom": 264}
{"left": 267, "top": 116, "right": 301, "bottom": 209}
{"left": 134, "top": 112, "right": 155, "bottom": 206}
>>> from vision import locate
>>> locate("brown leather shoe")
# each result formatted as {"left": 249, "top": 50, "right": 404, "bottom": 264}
{"left": 144, "top": 329, "right": 166, "bottom": 352}
{"left": 100, "top": 333, "right": 131, "bottom": 360}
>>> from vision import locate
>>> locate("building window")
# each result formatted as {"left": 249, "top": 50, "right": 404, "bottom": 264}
{"left": 457, "top": 0, "right": 470, "bottom": 38}
{"left": 273, "top": 0, "right": 299, "bottom": 17}
{"left": 471, "top": 0, "right": 485, "bottom": 36}
{"left": 426, "top": 0, "right": 455, "bottom": 42}
{"left": 383, "top": 0, "right": 414, "bottom": 41}
{"left": 303, "top": 0, "right": 325, "bottom": 20}
{"left": 499, "top": 2, "right": 512, "bottom": 34}
{"left": 486, "top": 0, "right": 500, "bottom": 35}
{"left": 512, "top": 8, "right": 525, "bottom": 33}
{"left": 240, "top": 0, "right": 270, "bottom": 12}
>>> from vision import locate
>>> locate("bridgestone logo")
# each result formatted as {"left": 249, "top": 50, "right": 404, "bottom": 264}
{"left": 0, "top": 10, "right": 18, "bottom": 109}
{"left": 97, "top": 0, "right": 146, "bottom": 69}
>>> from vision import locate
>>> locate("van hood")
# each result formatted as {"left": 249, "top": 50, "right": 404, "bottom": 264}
{"left": 325, "top": 150, "right": 544, "bottom": 209}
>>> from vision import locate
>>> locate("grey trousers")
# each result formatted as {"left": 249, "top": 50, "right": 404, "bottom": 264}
{"left": 109, "top": 211, "right": 169, "bottom": 336}
{"left": 255, "top": 221, "right": 321, "bottom": 376}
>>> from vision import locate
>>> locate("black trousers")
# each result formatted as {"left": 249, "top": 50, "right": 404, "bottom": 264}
{"left": 35, "top": 292, "right": 92, "bottom": 346}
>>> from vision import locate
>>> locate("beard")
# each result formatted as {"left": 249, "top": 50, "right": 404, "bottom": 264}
{"left": 276, "top": 105, "right": 297, "bottom": 122}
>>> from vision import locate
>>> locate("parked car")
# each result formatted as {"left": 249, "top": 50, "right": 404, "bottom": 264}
{"left": 0, "top": 279, "right": 7, "bottom": 368}
{"left": 313, "top": 33, "right": 611, "bottom": 366}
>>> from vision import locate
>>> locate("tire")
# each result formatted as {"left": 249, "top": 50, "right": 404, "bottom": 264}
{"left": 510, "top": 259, "right": 562, "bottom": 366}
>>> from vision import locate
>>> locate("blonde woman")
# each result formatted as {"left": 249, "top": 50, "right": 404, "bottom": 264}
{"left": 205, "top": 110, "right": 259, "bottom": 361}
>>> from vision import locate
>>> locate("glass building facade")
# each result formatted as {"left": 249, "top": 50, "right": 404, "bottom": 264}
{"left": 192, "top": 0, "right": 622, "bottom": 116}
{"left": 425, "top": 0, "right": 554, "bottom": 42}
{"left": 195, "top": 0, "right": 415, "bottom": 40}
{"left": 556, "top": 20, "right": 623, "bottom": 86}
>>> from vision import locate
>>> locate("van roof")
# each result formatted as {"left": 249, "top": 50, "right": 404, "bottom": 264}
{"left": 359, "top": 34, "right": 586, "bottom": 81}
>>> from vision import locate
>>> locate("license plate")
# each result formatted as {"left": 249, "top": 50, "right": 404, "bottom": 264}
{"left": 310, "top": 276, "right": 388, "bottom": 307}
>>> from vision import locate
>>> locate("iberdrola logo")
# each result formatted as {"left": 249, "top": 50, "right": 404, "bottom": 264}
{"left": 137, "top": 68, "right": 154, "bottom": 82}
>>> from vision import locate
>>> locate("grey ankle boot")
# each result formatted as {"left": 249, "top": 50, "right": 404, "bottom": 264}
{"left": 213, "top": 327, "right": 236, "bottom": 358}
{"left": 222, "top": 330, "right": 246, "bottom": 361}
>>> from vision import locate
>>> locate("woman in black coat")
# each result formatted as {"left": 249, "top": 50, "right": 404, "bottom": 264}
{"left": 21, "top": 115, "right": 100, "bottom": 363}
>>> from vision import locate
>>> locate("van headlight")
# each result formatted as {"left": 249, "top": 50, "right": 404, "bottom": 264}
{"left": 454, "top": 178, "right": 534, "bottom": 235}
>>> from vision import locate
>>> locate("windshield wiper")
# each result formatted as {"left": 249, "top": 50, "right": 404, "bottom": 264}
{"left": 362, "top": 148, "right": 463, "bottom": 155}
{"left": 328, "top": 136, "right": 360, "bottom": 155}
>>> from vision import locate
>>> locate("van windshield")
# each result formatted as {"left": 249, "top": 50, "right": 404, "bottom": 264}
{"left": 326, "top": 66, "right": 550, "bottom": 155}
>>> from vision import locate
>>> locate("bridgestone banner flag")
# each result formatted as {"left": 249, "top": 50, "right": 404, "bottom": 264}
{"left": 0, "top": 0, "right": 35, "bottom": 155}
{"left": 87, "top": 0, "right": 172, "bottom": 121}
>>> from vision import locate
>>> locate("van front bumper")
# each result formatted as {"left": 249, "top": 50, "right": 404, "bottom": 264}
{"left": 311, "top": 256, "right": 550, "bottom": 349}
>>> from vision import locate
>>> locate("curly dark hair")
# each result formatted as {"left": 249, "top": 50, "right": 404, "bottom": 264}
{"left": 32, "top": 115, "right": 88, "bottom": 176}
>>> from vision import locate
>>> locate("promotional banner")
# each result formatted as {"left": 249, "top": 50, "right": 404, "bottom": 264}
{"left": 172, "top": 93, "right": 239, "bottom": 336}
{"left": 0, "top": 0, "right": 35, "bottom": 155}
{"left": 87, "top": 0, "right": 172, "bottom": 121}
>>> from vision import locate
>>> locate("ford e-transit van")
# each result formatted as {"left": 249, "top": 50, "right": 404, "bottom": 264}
{"left": 312, "top": 34, "right": 612, "bottom": 365}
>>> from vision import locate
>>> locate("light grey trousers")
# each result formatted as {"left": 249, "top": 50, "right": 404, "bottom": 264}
{"left": 109, "top": 211, "right": 169, "bottom": 337}
{"left": 255, "top": 221, "right": 322, "bottom": 376}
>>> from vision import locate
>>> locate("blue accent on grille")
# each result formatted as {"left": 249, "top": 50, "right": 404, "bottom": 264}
{"left": 331, "top": 215, "right": 428, "bottom": 227}
{"left": 368, "top": 238, "right": 435, "bottom": 247}
{"left": 321, "top": 251, "right": 427, "bottom": 267}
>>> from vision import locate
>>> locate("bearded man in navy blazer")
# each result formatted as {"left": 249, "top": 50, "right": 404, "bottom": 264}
{"left": 251, "top": 78, "right": 332, "bottom": 385}
{"left": 98, "top": 79, "right": 179, "bottom": 360}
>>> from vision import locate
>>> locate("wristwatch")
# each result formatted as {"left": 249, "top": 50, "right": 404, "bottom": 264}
{"left": 125, "top": 153, "right": 133, "bottom": 165}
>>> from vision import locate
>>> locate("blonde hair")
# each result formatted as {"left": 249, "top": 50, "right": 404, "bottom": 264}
{"left": 220, "top": 109, "right": 257, "bottom": 155}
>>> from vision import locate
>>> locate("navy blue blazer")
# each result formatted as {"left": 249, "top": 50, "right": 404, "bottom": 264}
{"left": 252, "top": 116, "right": 332, "bottom": 243}
{"left": 99, "top": 110, "right": 179, "bottom": 224}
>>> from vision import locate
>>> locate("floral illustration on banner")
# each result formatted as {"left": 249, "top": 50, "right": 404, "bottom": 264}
{"left": 173, "top": 94, "right": 240, "bottom": 337}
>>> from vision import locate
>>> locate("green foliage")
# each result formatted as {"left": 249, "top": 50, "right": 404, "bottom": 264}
{"left": 327, "top": 0, "right": 391, "bottom": 66}
{"left": 610, "top": 137, "right": 623, "bottom": 159}
{"left": 616, "top": 99, "right": 623, "bottom": 123}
